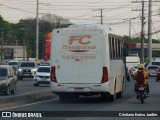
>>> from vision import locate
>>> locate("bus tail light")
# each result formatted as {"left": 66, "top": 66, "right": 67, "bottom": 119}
{"left": 50, "top": 66, "right": 57, "bottom": 83}
{"left": 101, "top": 67, "right": 109, "bottom": 83}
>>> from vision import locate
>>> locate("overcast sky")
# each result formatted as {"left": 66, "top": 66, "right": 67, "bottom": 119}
{"left": 0, "top": 0, "right": 160, "bottom": 39}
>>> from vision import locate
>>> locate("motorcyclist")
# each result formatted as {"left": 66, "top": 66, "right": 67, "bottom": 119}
{"left": 133, "top": 64, "right": 150, "bottom": 99}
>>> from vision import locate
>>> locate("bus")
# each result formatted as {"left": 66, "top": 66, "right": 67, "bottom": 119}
{"left": 50, "top": 24, "right": 125, "bottom": 102}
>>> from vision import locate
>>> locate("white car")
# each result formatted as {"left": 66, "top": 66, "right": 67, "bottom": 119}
{"left": 33, "top": 66, "right": 50, "bottom": 86}
{"left": 145, "top": 65, "right": 159, "bottom": 77}
{"left": 130, "top": 65, "right": 139, "bottom": 77}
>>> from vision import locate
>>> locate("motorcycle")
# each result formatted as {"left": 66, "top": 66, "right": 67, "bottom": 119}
{"left": 137, "top": 84, "right": 147, "bottom": 104}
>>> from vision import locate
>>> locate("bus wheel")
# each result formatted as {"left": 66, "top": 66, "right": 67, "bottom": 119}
{"left": 59, "top": 95, "right": 66, "bottom": 102}
{"left": 59, "top": 94, "right": 73, "bottom": 103}
{"left": 100, "top": 93, "right": 108, "bottom": 101}
{"left": 109, "top": 92, "right": 116, "bottom": 101}
{"left": 116, "top": 91, "right": 122, "bottom": 98}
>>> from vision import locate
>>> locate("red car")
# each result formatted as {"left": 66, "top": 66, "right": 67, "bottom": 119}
{"left": 156, "top": 68, "right": 160, "bottom": 82}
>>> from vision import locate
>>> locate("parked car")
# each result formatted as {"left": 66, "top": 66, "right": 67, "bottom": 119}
{"left": 156, "top": 68, "right": 160, "bottom": 82}
{"left": 33, "top": 66, "right": 50, "bottom": 86}
{"left": 0, "top": 65, "right": 17, "bottom": 95}
{"left": 145, "top": 65, "right": 159, "bottom": 77}
{"left": 8, "top": 60, "right": 19, "bottom": 75}
{"left": 17, "top": 61, "right": 37, "bottom": 80}
{"left": 130, "top": 64, "right": 139, "bottom": 77}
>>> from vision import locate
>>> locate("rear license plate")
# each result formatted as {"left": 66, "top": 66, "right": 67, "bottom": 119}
{"left": 139, "top": 87, "right": 144, "bottom": 90}
{"left": 42, "top": 78, "right": 47, "bottom": 81}
{"left": 74, "top": 88, "right": 84, "bottom": 92}
{"left": 24, "top": 74, "right": 30, "bottom": 76}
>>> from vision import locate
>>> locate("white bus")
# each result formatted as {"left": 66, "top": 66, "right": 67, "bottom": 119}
{"left": 50, "top": 24, "right": 125, "bottom": 102}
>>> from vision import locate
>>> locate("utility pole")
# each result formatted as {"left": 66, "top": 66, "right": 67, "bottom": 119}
{"left": 129, "top": 19, "right": 131, "bottom": 38}
{"left": 148, "top": 0, "right": 160, "bottom": 64}
{"left": 148, "top": 0, "right": 152, "bottom": 64}
{"left": 100, "top": 9, "right": 103, "bottom": 25}
{"left": 141, "top": 1, "right": 145, "bottom": 64}
{"left": 0, "top": 28, "right": 4, "bottom": 64}
{"left": 25, "top": 27, "right": 29, "bottom": 61}
{"left": 92, "top": 9, "right": 104, "bottom": 25}
{"left": 132, "top": 0, "right": 146, "bottom": 64}
{"left": 36, "top": 0, "right": 39, "bottom": 63}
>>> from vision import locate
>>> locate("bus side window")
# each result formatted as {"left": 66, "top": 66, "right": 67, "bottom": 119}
{"left": 109, "top": 37, "right": 113, "bottom": 59}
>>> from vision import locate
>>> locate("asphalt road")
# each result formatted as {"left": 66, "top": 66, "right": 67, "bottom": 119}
{"left": 0, "top": 78, "right": 50, "bottom": 100}
{"left": 1, "top": 78, "right": 160, "bottom": 120}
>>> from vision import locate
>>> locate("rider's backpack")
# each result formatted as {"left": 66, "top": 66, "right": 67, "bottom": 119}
{"left": 136, "top": 71, "right": 145, "bottom": 85}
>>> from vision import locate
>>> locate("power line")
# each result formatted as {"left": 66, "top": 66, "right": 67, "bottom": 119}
{"left": 151, "top": 22, "right": 160, "bottom": 38}
{"left": 2, "top": 4, "right": 35, "bottom": 14}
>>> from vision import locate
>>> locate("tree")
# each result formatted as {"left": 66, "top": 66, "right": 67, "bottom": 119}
{"left": 13, "top": 14, "right": 71, "bottom": 59}
{"left": 0, "top": 15, "right": 15, "bottom": 45}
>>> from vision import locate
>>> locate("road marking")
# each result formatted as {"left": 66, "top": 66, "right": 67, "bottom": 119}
{"left": 0, "top": 98, "right": 59, "bottom": 111}
{"left": 0, "top": 89, "right": 51, "bottom": 99}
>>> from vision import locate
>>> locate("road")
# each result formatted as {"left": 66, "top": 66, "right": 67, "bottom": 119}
{"left": 0, "top": 78, "right": 50, "bottom": 100}
{"left": 0, "top": 78, "right": 160, "bottom": 120}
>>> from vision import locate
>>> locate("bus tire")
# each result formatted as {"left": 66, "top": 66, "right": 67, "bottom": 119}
{"left": 100, "top": 93, "right": 108, "bottom": 101}
{"left": 109, "top": 92, "right": 116, "bottom": 101}
{"left": 116, "top": 91, "right": 122, "bottom": 98}
{"left": 59, "top": 93, "right": 73, "bottom": 103}
{"left": 59, "top": 94, "right": 66, "bottom": 102}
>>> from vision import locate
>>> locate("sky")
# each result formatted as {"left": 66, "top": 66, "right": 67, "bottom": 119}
{"left": 0, "top": 0, "right": 160, "bottom": 39}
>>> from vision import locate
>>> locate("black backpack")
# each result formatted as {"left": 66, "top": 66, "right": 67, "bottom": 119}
{"left": 136, "top": 71, "right": 145, "bottom": 85}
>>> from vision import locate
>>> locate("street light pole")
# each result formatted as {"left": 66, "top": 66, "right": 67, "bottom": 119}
{"left": 23, "top": 37, "right": 25, "bottom": 61}
{"left": 36, "top": 0, "right": 39, "bottom": 63}
{"left": 15, "top": 39, "right": 17, "bottom": 60}
{"left": 21, "top": 28, "right": 27, "bottom": 61}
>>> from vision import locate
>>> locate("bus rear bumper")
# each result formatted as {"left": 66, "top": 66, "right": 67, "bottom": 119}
{"left": 50, "top": 82, "right": 110, "bottom": 94}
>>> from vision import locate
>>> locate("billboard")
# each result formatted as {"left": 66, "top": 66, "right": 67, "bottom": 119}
{"left": 44, "top": 32, "right": 52, "bottom": 61}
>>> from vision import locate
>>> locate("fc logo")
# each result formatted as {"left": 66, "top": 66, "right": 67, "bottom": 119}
{"left": 68, "top": 35, "right": 91, "bottom": 45}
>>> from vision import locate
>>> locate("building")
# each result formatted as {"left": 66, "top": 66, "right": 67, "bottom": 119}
{"left": 128, "top": 43, "right": 160, "bottom": 58}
